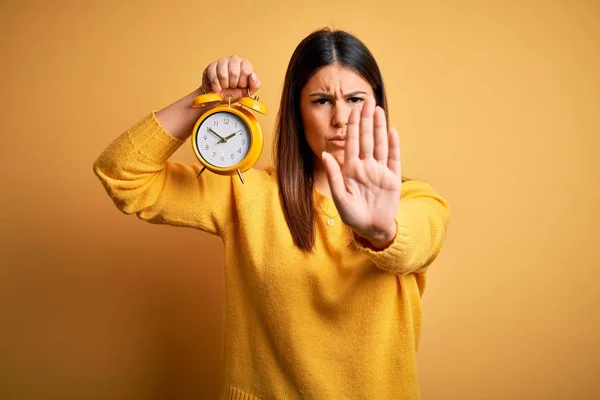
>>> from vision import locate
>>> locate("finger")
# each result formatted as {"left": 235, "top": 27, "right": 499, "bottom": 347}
{"left": 359, "top": 97, "right": 376, "bottom": 159}
{"left": 248, "top": 72, "right": 261, "bottom": 95}
{"left": 228, "top": 55, "right": 241, "bottom": 88}
{"left": 387, "top": 127, "right": 402, "bottom": 175}
{"left": 373, "top": 106, "right": 388, "bottom": 162}
{"left": 237, "top": 59, "right": 253, "bottom": 90}
{"left": 344, "top": 106, "right": 360, "bottom": 162}
{"left": 216, "top": 58, "right": 229, "bottom": 90}
{"left": 203, "top": 62, "right": 222, "bottom": 93}
{"left": 322, "top": 151, "right": 347, "bottom": 204}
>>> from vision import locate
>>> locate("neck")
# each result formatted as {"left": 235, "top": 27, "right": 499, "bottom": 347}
{"left": 313, "top": 161, "right": 332, "bottom": 198}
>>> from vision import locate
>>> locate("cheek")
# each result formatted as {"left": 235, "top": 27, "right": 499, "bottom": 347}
{"left": 301, "top": 109, "right": 329, "bottom": 142}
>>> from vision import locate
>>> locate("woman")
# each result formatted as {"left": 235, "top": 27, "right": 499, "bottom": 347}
{"left": 94, "top": 27, "right": 450, "bottom": 399}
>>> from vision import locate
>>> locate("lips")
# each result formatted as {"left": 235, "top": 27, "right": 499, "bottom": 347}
{"left": 329, "top": 137, "right": 346, "bottom": 147}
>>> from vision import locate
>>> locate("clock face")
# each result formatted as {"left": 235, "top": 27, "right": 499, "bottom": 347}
{"left": 195, "top": 112, "right": 252, "bottom": 168}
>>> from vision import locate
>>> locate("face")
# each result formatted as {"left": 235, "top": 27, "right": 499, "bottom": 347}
{"left": 299, "top": 64, "right": 375, "bottom": 168}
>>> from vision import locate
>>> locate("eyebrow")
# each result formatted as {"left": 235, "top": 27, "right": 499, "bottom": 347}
{"left": 309, "top": 91, "right": 368, "bottom": 98}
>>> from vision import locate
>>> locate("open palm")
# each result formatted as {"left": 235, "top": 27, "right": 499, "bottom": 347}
{"left": 322, "top": 98, "right": 402, "bottom": 245}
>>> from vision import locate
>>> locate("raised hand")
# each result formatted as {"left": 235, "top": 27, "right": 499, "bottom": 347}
{"left": 202, "top": 55, "right": 262, "bottom": 103}
{"left": 321, "top": 97, "right": 402, "bottom": 249}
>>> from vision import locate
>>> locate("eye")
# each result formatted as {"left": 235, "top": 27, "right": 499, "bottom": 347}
{"left": 348, "top": 97, "right": 365, "bottom": 103}
{"left": 311, "top": 98, "right": 331, "bottom": 105}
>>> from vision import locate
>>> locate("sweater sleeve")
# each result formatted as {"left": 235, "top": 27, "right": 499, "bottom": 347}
{"left": 92, "top": 112, "right": 234, "bottom": 236}
{"left": 353, "top": 180, "right": 450, "bottom": 275}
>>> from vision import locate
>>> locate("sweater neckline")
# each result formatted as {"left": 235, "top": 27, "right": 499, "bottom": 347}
{"left": 312, "top": 186, "right": 339, "bottom": 217}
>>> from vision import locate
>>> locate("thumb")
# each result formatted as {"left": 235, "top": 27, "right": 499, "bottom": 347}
{"left": 322, "top": 151, "right": 346, "bottom": 202}
{"left": 248, "top": 72, "right": 262, "bottom": 96}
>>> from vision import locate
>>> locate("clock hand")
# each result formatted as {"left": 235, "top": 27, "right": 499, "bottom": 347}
{"left": 208, "top": 127, "right": 227, "bottom": 143}
{"left": 224, "top": 130, "right": 242, "bottom": 140}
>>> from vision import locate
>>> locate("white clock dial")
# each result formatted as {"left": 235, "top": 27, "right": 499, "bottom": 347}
{"left": 195, "top": 112, "right": 251, "bottom": 168}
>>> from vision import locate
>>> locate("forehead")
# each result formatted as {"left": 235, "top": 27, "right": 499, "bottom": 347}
{"left": 302, "top": 64, "right": 373, "bottom": 94}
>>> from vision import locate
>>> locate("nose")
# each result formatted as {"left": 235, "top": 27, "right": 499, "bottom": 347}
{"left": 331, "top": 103, "right": 350, "bottom": 128}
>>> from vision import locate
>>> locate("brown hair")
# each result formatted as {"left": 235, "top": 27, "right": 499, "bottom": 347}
{"left": 273, "top": 27, "right": 404, "bottom": 251}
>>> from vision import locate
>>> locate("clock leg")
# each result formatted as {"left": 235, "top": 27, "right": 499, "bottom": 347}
{"left": 236, "top": 168, "right": 245, "bottom": 184}
{"left": 196, "top": 166, "right": 206, "bottom": 179}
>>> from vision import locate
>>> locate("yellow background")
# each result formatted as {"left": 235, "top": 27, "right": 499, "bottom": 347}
{"left": 1, "top": 0, "right": 599, "bottom": 398}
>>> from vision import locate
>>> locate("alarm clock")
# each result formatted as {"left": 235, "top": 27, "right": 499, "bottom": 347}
{"left": 190, "top": 89, "right": 267, "bottom": 184}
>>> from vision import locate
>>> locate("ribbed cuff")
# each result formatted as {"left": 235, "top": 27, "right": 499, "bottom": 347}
{"left": 353, "top": 219, "right": 409, "bottom": 273}
{"left": 126, "top": 111, "right": 185, "bottom": 164}
{"left": 223, "top": 385, "right": 262, "bottom": 400}
{"left": 352, "top": 199, "right": 433, "bottom": 274}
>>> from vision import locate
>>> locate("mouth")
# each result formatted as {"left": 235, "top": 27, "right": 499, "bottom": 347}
{"left": 329, "top": 136, "right": 346, "bottom": 147}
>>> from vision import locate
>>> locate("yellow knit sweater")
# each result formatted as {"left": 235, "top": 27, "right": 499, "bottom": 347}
{"left": 93, "top": 112, "right": 450, "bottom": 399}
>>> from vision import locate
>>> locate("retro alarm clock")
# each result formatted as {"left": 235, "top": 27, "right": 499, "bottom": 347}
{"left": 190, "top": 88, "right": 267, "bottom": 184}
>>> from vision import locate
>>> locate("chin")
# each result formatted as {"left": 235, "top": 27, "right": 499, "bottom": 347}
{"left": 331, "top": 150, "right": 345, "bottom": 166}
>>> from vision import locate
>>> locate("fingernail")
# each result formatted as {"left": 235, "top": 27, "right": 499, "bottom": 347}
{"left": 249, "top": 73, "right": 257, "bottom": 82}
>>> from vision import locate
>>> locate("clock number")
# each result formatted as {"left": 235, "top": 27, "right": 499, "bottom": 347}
{"left": 212, "top": 152, "right": 216, "bottom": 158}
{"left": 224, "top": 118, "right": 229, "bottom": 125}
{"left": 237, "top": 148, "right": 241, "bottom": 153}
{"left": 205, "top": 145, "right": 209, "bottom": 150}
{"left": 221, "top": 156, "right": 224, "bottom": 161}
{"left": 203, "top": 135, "right": 207, "bottom": 140}
{"left": 213, "top": 121, "right": 218, "bottom": 127}
{"left": 235, "top": 122, "right": 238, "bottom": 128}
{"left": 242, "top": 139, "right": 246, "bottom": 145}
{"left": 230, "top": 154, "right": 235, "bottom": 160}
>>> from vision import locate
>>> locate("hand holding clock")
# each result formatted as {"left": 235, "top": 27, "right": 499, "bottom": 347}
{"left": 202, "top": 56, "right": 262, "bottom": 102}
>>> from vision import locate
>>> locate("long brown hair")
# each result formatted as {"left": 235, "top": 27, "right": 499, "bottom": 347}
{"left": 273, "top": 28, "right": 401, "bottom": 251}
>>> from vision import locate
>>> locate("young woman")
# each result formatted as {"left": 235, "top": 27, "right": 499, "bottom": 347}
{"left": 94, "top": 27, "right": 450, "bottom": 399}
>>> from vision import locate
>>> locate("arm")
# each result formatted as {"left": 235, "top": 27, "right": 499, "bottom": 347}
{"left": 93, "top": 56, "right": 262, "bottom": 235}
{"left": 155, "top": 87, "right": 208, "bottom": 140}
{"left": 353, "top": 180, "right": 450, "bottom": 275}
{"left": 320, "top": 96, "right": 449, "bottom": 275}
{"left": 92, "top": 109, "right": 233, "bottom": 235}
